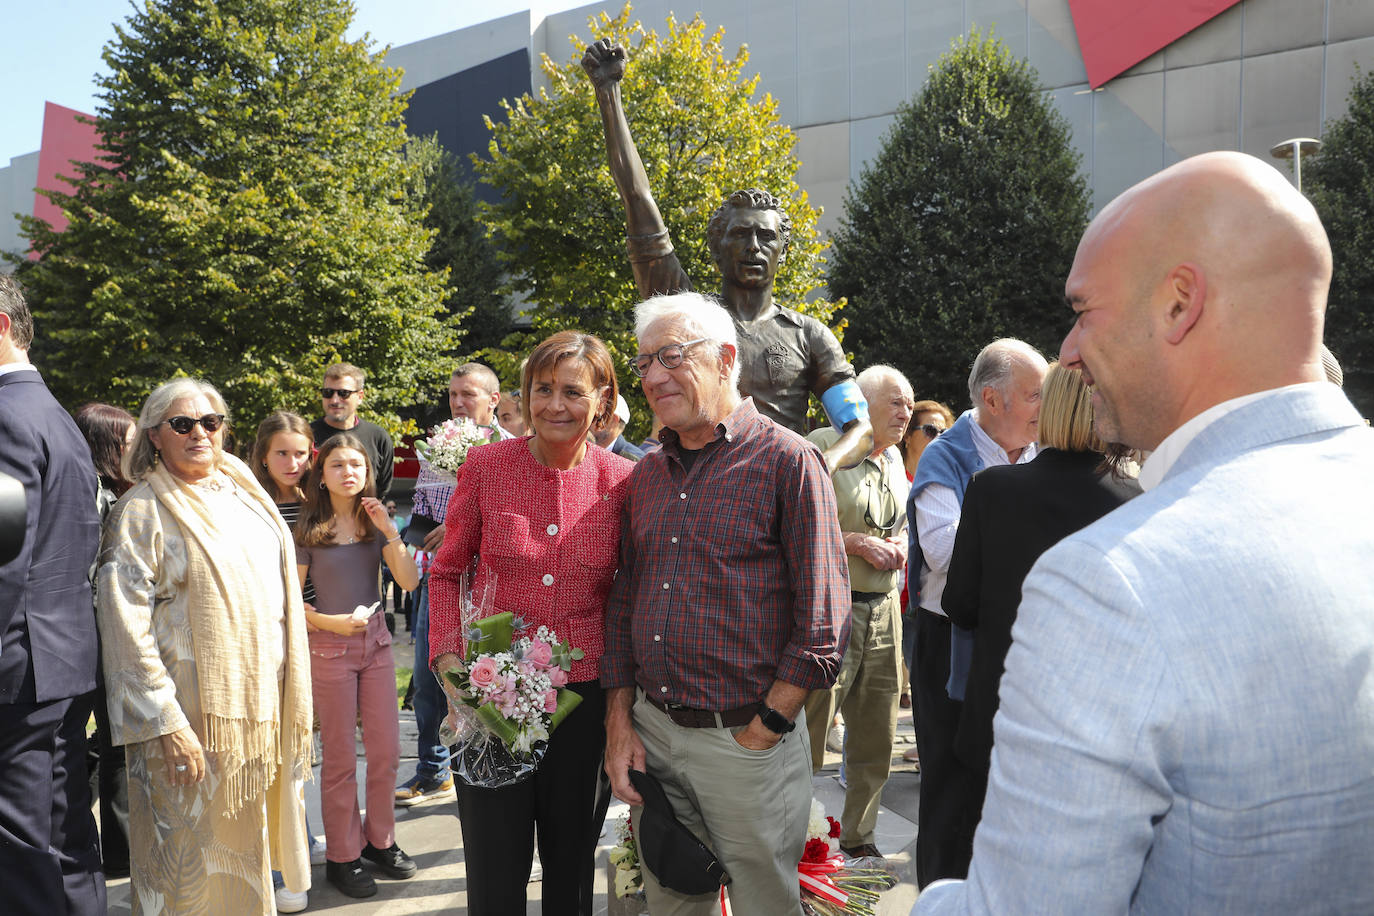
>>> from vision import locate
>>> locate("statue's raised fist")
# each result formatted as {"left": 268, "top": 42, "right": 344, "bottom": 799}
{"left": 582, "top": 38, "right": 628, "bottom": 88}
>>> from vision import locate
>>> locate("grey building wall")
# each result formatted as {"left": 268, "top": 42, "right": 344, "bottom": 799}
{"left": 0, "top": 152, "right": 40, "bottom": 258}
{"left": 531, "top": 0, "right": 1374, "bottom": 230}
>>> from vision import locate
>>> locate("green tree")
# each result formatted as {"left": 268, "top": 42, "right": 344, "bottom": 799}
{"left": 473, "top": 5, "right": 839, "bottom": 438}
{"left": 827, "top": 30, "right": 1090, "bottom": 409}
{"left": 1305, "top": 68, "right": 1374, "bottom": 417}
{"left": 13, "top": 0, "right": 453, "bottom": 436}
{"left": 408, "top": 135, "right": 509, "bottom": 357}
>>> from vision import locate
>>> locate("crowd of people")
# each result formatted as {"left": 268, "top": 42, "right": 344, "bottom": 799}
{"left": 0, "top": 146, "right": 1371, "bottom": 916}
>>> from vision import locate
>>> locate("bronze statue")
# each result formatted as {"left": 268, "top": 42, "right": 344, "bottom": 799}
{"left": 582, "top": 38, "right": 873, "bottom": 471}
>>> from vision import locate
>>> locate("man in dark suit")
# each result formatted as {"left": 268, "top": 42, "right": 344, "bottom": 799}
{"left": 0, "top": 274, "right": 105, "bottom": 915}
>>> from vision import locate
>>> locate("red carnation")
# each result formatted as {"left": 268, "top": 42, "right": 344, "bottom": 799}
{"left": 802, "top": 838, "right": 831, "bottom": 863}
{"left": 827, "top": 816, "right": 842, "bottom": 839}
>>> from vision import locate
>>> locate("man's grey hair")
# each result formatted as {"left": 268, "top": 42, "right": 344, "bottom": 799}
{"left": 857, "top": 364, "right": 913, "bottom": 402}
{"left": 0, "top": 273, "right": 35, "bottom": 350}
{"left": 634, "top": 292, "right": 741, "bottom": 390}
{"left": 452, "top": 362, "right": 499, "bottom": 394}
{"left": 125, "top": 378, "right": 229, "bottom": 481}
{"left": 967, "top": 338, "right": 1047, "bottom": 407}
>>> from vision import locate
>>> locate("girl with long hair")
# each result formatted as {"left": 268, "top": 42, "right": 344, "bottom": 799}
{"left": 295, "top": 433, "right": 419, "bottom": 899}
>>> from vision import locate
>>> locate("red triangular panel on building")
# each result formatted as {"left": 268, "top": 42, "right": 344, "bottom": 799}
{"left": 1068, "top": 0, "right": 1243, "bottom": 88}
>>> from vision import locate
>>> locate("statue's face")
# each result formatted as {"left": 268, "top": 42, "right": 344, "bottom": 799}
{"left": 716, "top": 207, "right": 784, "bottom": 290}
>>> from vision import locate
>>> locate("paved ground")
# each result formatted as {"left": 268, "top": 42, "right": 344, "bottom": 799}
{"left": 104, "top": 634, "right": 923, "bottom": 914}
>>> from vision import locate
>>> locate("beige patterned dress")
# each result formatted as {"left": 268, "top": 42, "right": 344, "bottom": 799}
{"left": 97, "top": 474, "right": 303, "bottom": 915}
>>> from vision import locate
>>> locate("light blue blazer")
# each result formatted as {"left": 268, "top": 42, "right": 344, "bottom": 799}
{"left": 916, "top": 383, "right": 1374, "bottom": 914}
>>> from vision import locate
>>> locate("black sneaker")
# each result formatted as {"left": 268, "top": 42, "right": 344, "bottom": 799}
{"left": 362, "top": 842, "right": 418, "bottom": 880}
{"left": 325, "top": 859, "right": 377, "bottom": 898}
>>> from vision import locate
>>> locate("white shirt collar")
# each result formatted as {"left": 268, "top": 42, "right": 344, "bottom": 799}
{"left": 969, "top": 409, "right": 1039, "bottom": 467}
{"left": 0, "top": 362, "right": 38, "bottom": 378}
{"left": 1137, "top": 384, "right": 1314, "bottom": 491}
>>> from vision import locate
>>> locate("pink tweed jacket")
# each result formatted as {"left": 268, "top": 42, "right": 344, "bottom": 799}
{"left": 428, "top": 436, "right": 634, "bottom": 683}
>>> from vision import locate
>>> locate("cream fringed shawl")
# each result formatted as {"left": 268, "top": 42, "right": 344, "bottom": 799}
{"left": 144, "top": 453, "right": 313, "bottom": 816}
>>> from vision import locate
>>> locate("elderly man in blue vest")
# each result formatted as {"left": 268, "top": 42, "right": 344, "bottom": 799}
{"left": 914, "top": 152, "right": 1374, "bottom": 913}
{"left": 906, "top": 338, "right": 1047, "bottom": 887}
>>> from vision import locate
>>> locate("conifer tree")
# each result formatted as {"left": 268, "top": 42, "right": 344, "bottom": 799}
{"left": 14, "top": 0, "right": 453, "bottom": 434}
{"left": 1305, "top": 68, "right": 1374, "bottom": 415}
{"left": 828, "top": 30, "right": 1090, "bottom": 408}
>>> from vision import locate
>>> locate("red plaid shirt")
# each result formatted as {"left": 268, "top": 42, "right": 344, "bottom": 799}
{"left": 602, "top": 398, "right": 851, "bottom": 709}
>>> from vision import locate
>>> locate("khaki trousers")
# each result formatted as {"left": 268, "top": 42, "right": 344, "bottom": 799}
{"left": 803, "top": 590, "right": 902, "bottom": 846}
{"left": 631, "top": 692, "right": 812, "bottom": 915}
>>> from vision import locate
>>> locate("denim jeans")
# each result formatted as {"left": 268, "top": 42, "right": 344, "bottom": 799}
{"left": 411, "top": 577, "right": 451, "bottom": 779}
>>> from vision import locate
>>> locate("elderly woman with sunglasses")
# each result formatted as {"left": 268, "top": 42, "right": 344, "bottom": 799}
{"left": 95, "top": 379, "right": 313, "bottom": 915}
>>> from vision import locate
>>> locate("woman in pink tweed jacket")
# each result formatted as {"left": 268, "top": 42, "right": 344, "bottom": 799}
{"left": 428, "top": 330, "right": 634, "bottom": 915}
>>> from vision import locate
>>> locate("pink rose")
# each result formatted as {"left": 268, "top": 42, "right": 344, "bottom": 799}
{"left": 548, "top": 667, "right": 569, "bottom": 688}
{"left": 497, "top": 689, "right": 522, "bottom": 717}
{"left": 544, "top": 689, "right": 559, "bottom": 714}
{"left": 524, "top": 640, "right": 553, "bottom": 668}
{"left": 470, "top": 657, "right": 499, "bottom": 690}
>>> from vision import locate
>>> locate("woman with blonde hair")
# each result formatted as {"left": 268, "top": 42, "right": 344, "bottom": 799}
{"left": 939, "top": 363, "right": 1140, "bottom": 875}
{"left": 96, "top": 378, "right": 313, "bottom": 915}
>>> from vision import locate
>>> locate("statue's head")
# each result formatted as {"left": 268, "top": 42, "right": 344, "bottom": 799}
{"left": 706, "top": 189, "right": 792, "bottom": 285}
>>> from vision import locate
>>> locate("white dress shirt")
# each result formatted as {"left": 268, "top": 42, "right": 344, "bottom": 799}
{"left": 916, "top": 411, "right": 1038, "bottom": 616}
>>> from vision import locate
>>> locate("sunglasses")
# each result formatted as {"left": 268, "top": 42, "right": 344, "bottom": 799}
{"left": 162, "top": 414, "right": 225, "bottom": 435}
{"left": 914, "top": 423, "right": 944, "bottom": 440}
{"left": 320, "top": 386, "right": 361, "bottom": 399}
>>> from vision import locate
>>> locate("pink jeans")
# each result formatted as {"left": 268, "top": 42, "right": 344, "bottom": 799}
{"left": 309, "top": 618, "right": 400, "bottom": 863}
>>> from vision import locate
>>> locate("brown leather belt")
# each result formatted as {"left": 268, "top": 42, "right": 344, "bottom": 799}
{"left": 644, "top": 694, "right": 756, "bottom": 729}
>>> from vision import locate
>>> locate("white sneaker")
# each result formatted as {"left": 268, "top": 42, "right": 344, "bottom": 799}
{"left": 825, "top": 726, "right": 845, "bottom": 754}
{"left": 275, "top": 885, "right": 308, "bottom": 913}
{"left": 308, "top": 834, "right": 326, "bottom": 866}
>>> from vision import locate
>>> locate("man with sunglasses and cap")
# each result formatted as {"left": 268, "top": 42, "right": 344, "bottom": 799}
{"left": 0, "top": 274, "right": 105, "bottom": 915}
{"left": 907, "top": 338, "right": 1047, "bottom": 887}
{"left": 311, "top": 362, "right": 394, "bottom": 500}
{"left": 803, "top": 365, "right": 913, "bottom": 861}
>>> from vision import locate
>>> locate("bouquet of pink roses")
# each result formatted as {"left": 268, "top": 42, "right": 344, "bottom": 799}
{"left": 435, "top": 574, "right": 585, "bottom": 786}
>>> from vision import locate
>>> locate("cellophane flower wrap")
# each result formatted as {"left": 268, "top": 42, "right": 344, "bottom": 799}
{"left": 609, "top": 814, "right": 645, "bottom": 901}
{"left": 414, "top": 417, "right": 499, "bottom": 487}
{"left": 434, "top": 572, "right": 585, "bottom": 787}
{"left": 798, "top": 799, "right": 897, "bottom": 915}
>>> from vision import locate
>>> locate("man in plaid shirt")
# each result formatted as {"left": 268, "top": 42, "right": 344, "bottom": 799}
{"left": 395, "top": 363, "right": 506, "bottom": 805}
{"left": 603, "top": 291, "right": 851, "bottom": 915}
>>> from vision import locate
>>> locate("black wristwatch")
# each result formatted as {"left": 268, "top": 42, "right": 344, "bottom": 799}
{"left": 756, "top": 702, "right": 796, "bottom": 735}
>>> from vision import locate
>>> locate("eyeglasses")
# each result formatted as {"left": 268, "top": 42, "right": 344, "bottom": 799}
{"left": 162, "top": 414, "right": 225, "bottom": 435}
{"left": 320, "top": 386, "right": 361, "bottom": 399}
{"left": 863, "top": 477, "right": 900, "bottom": 535}
{"left": 631, "top": 338, "right": 709, "bottom": 378}
{"left": 914, "top": 423, "right": 944, "bottom": 441}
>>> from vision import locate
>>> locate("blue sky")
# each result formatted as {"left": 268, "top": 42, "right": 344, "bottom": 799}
{"left": 0, "top": 0, "right": 587, "bottom": 165}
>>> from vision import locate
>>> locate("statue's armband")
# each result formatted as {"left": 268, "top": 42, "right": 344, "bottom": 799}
{"left": 820, "top": 379, "right": 869, "bottom": 429}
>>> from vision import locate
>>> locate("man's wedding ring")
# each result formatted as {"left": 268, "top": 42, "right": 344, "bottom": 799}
{"left": 175, "top": 764, "right": 188, "bottom": 772}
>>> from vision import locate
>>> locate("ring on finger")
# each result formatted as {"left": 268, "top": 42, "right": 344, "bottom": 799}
{"left": 175, "top": 764, "right": 189, "bottom": 772}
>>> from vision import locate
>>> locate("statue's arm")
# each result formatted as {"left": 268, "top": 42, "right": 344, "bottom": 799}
{"left": 582, "top": 39, "right": 689, "bottom": 298}
{"left": 808, "top": 318, "right": 873, "bottom": 472}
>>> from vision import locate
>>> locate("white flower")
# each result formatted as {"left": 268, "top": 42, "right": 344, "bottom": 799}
{"left": 807, "top": 798, "right": 829, "bottom": 840}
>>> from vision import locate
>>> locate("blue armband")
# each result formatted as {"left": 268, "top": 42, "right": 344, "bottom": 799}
{"left": 820, "top": 379, "right": 869, "bottom": 429}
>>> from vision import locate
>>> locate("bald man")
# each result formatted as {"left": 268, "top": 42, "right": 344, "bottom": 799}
{"left": 914, "top": 152, "right": 1374, "bottom": 913}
